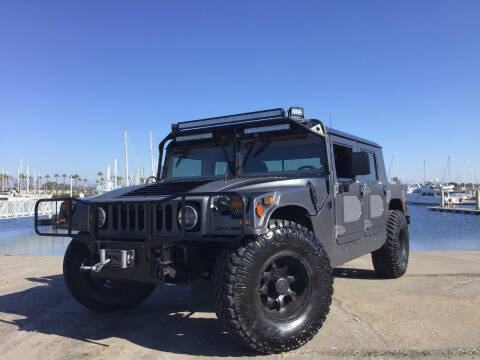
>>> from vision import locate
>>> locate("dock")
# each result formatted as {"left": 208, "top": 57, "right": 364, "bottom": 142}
{"left": 0, "top": 252, "right": 479, "bottom": 359}
{"left": 429, "top": 189, "right": 480, "bottom": 215}
{"left": 429, "top": 206, "right": 480, "bottom": 215}
{"left": 0, "top": 199, "right": 60, "bottom": 219}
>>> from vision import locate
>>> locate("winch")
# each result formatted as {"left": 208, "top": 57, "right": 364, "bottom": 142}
{"left": 80, "top": 249, "right": 135, "bottom": 272}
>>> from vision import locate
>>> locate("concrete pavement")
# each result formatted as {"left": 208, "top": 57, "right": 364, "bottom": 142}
{"left": 0, "top": 251, "right": 479, "bottom": 359}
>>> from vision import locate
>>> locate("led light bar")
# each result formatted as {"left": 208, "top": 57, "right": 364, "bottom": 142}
{"left": 244, "top": 123, "right": 290, "bottom": 134}
{"left": 176, "top": 108, "right": 285, "bottom": 131}
{"left": 176, "top": 133, "right": 213, "bottom": 142}
{"left": 288, "top": 107, "right": 304, "bottom": 118}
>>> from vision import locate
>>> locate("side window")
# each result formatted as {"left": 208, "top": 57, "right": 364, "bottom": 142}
{"left": 363, "top": 151, "right": 378, "bottom": 182}
{"left": 333, "top": 144, "right": 353, "bottom": 179}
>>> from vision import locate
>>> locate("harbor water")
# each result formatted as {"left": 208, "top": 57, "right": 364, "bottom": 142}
{"left": 0, "top": 204, "right": 479, "bottom": 256}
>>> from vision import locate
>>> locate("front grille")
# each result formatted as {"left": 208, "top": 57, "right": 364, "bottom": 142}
{"left": 102, "top": 204, "right": 147, "bottom": 232}
{"left": 99, "top": 202, "right": 196, "bottom": 236}
{"left": 122, "top": 180, "right": 211, "bottom": 197}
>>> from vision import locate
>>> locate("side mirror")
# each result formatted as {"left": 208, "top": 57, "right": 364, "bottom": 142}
{"left": 351, "top": 152, "right": 371, "bottom": 177}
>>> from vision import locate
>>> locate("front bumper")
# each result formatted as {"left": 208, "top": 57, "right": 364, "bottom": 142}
{"left": 34, "top": 192, "right": 249, "bottom": 284}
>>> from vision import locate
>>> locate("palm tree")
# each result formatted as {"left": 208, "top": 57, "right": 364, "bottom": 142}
{"left": 73, "top": 174, "right": 80, "bottom": 188}
{"left": 45, "top": 175, "right": 50, "bottom": 194}
{"left": 54, "top": 173, "right": 59, "bottom": 194}
{"left": 116, "top": 176, "right": 123, "bottom": 187}
{"left": 62, "top": 174, "right": 67, "bottom": 194}
{"left": 97, "top": 172, "right": 103, "bottom": 187}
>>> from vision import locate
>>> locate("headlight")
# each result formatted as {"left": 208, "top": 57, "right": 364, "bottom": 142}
{"left": 212, "top": 195, "right": 243, "bottom": 217}
{"left": 177, "top": 205, "right": 198, "bottom": 230}
{"left": 91, "top": 207, "right": 106, "bottom": 228}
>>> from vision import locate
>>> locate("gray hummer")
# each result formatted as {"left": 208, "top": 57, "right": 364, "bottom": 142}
{"left": 35, "top": 107, "right": 410, "bottom": 354}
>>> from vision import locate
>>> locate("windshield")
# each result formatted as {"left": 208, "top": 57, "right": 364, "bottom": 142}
{"left": 164, "top": 137, "right": 234, "bottom": 179}
{"left": 162, "top": 128, "right": 329, "bottom": 179}
{"left": 240, "top": 133, "right": 328, "bottom": 177}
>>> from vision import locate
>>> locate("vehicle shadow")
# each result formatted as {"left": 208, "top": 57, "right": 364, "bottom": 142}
{"left": 0, "top": 275, "right": 255, "bottom": 357}
{"left": 333, "top": 267, "right": 380, "bottom": 280}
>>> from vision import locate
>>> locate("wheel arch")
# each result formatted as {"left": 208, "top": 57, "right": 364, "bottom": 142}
{"left": 268, "top": 205, "right": 314, "bottom": 233}
{"left": 388, "top": 198, "right": 404, "bottom": 213}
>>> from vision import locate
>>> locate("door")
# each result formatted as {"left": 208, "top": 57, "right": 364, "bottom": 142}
{"left": 330, "top": 138, "right": 365, "bottom": 245}
{"left": 359, "top": 147, "right": 387, "bottom": 237}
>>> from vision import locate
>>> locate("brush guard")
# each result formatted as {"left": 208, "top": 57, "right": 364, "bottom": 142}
{"left": 34, "top": 192, "right": 248, "bottom": 283}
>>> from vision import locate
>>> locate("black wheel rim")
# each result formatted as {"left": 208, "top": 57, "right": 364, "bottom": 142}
{"left": 259, "top": 254, "right": 311, "bottom": 318}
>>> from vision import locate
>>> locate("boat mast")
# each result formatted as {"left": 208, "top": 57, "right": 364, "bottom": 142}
{"left": 26, "top": 165, "right": 29, "bottom": 194}
{"left": 124, "top": 130, "right": 129, "bottom": 187}
{"left": 114, "top": 158, "right": 117, "bottom": 189}
{"left": 423, "top": 160, "right": 426, "bottom": 184}
{"left": 448, "top": 156, "right": 451, "bottom": 185}
{"left": 149, "top": 130, "right": 155, "bottom": 177}
{"left": 392, "top": 156, "right": 395, "bottom": 181}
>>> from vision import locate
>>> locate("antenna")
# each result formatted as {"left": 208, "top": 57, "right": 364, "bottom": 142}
{"left": 124, "top": 130, "right": 129, "bottom": 186}
{"left": 149, "top": 130, "right": 154, "bottom": 177}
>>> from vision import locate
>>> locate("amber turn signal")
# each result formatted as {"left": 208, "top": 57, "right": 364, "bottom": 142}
{"left": 256, "top": 203, "right": 264, "bottom": 217}
{"left": 264, "top": 196, "right": 274, "bottom": 205}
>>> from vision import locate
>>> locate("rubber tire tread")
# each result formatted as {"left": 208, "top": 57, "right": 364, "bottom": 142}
{"left": 212, "top": 219, "right": 333, "bottom": 354}
{"left": 371, "top": 210, "right": 409, "bottom": 279}
{"left": 63, "top": 240, "right": 156, "bottom": 312}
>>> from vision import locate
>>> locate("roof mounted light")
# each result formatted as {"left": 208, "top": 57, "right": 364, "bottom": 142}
{"left": 175, "top": 108, "right": 285, "bottom": 131}
{"left": 244, "top": 123, "right": 290, "bottom": 134}
{"left": 288, "top": 107, "right": 304, "bottom": 118}
{"left": 176, "top": 133, "right": 212, "bottom": 142}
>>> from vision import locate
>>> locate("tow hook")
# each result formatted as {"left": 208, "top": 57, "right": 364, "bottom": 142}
{"left": 80, "top": 249, "right": 111, "bottom": 272}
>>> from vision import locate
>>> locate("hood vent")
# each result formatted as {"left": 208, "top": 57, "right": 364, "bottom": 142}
{"left": 122, "top": 180, "right": 211, "bottom": 197}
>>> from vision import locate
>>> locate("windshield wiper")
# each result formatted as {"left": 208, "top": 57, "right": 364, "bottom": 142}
{"left": 224, "top": 167, "right": 233, "bottom": 181}
{"left": 175, "top": 147, "right": 190, "bottom": 168}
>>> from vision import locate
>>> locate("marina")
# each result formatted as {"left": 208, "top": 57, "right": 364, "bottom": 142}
{"left": 1, "top": 204, "right": 480, "bottom": 256}
{"left": 428, "top": 189, "right": 480, "bottom": 215}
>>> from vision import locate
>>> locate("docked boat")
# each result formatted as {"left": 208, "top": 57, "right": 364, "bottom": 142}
{"left": 407, "top": 185, "right": 459, "bottom": 205}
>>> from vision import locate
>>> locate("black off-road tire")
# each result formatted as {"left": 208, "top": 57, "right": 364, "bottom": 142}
{"left": 63, "top": 240, "right": 156, "bottom": 312}
{"left": 213, "top": 220, "right": 333, "bottom": 354}
{"left": 371, "top": 210, "right": 409, "bottom": 278}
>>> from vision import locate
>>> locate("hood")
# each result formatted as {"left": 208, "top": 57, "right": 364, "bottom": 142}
{"left": 87, "top": 177, "right": 312, "bottom": 202}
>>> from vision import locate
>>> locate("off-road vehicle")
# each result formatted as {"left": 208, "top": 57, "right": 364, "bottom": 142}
{"left": 35, "top": 107, "right": 410, "bottom": 354}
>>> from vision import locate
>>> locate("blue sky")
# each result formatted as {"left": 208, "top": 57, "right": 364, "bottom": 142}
{"left": 1, "top": 1, "right": 479, "bottom": 184}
